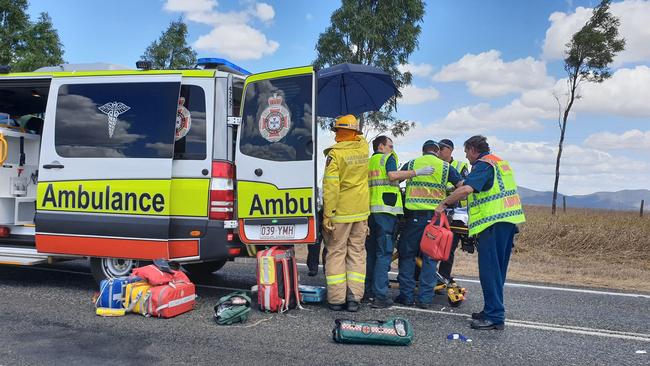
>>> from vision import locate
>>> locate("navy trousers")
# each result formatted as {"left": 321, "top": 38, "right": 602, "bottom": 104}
{"left": 396, "top": 211, "right": 438, "bottom": 304}
{"left": 477, "top": 222, "right": 516, "bottom": 324}
{"left": 364, "top": 213, "right": 398, "bottom": 300}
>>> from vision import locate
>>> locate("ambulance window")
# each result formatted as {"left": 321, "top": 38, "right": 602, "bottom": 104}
{"left": 54, "top": 82, "right": 178, "bottom": 158}
{"left": 232, "top": 79, "right": 244, "bottom": 117}
{"left": 173, "top": 85, "right": 206, "bottom": 160}
{"left": 239, "top": 75, "right": 312, "bottom": 162}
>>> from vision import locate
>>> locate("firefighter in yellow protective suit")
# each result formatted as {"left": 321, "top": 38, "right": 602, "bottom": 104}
{"left": 322, "top": 114, "right": 369, "bottom": 312}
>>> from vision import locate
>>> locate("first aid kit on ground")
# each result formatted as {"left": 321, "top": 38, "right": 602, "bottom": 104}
{"left": 131, "top": 264, "right": 191, "bottom": 286}
{"left": 332, "top": 318, "right": 414, "bottom": 346}
{"left": 94, "top": 261, "right": 196, "bottom": 319}
{"left": 420, "top": 212, "right": 454, "bottom": 261}
{"left": 214, "top": 291, "right": 251, "bottom": 325}
{"left": 256, "top": 246, "right": 302, "bottom": 312}
{"left": 96, "top": 276, "right": 142, "bottom": 309}
{"left": 123, "top": 281, "right": 151, "bottom": 315}
{"left": 298, "top": 285, "right": 326, "bottom": 303}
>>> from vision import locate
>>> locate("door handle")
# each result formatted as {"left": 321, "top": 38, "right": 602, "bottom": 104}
{"left": 43, "top": 162, "right": 64, "bottom": 169}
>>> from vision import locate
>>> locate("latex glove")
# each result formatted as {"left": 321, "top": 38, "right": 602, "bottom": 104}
{"left": 322, "top": 216, "right": 335, "bottom": 232}
{"left": 415, "top": 166, "right": 434, "bottom": 176}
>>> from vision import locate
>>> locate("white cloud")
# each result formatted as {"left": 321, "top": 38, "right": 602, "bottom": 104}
{"left": 543, "top": 0, "right": 650, "bottom": 64}
{"left": 487, "top": 137, "right": 650, "bottom": 194}
{"left": 433, "top": 50, "right": 554, "bottom": 98}
{"left": 424, "top": 100, "right": 549, "bottom": 135}
{"left": 392, "top": 134, "right": 650, "bottom": 194}
{"left": 584, "top": 129, "right": 650, "bottom": 150}
{"left": 398, "top": 62, "right": 434, "bottom": 77}
{"left": 164, "top": 0, "right": 215, "bottom": 13}
{"left": 306, "top": 13, "right": 314, "bottom": 20}
{"left": 572, "top": 65, "right": 650, "bottom": 118}
{"left": 255, "top": 3, "right": 275, "bottom": 22}
{"left": 399, "top": 85, "right": 440, "bottom": 105}
{"left": 163, "top": 0, "right": 279, "bottom": 60}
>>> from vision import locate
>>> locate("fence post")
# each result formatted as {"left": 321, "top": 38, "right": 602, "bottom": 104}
{"left": 563, "top": 196, "right": 566, "bottom": 213}
{"left": 641, "top": 199, "right": 645, "bottom": 217}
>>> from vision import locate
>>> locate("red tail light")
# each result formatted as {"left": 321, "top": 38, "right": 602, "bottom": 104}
{"left": 209, "top": 161, "right": 235, "bottom": 220}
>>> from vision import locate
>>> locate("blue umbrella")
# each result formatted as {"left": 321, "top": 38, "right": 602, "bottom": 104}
{"left": 317, "top": 63, "right": 398, "bottom": 118}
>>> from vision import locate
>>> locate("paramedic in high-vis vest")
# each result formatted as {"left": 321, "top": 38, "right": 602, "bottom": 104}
{"left": 436, "top": 138, "right": 470, "bottom": 291}
{"left": 322, "top": 115, "right": 370, "bottom": 312}
{"left": 436, "top": 135, "right": 525, "bottom": 330}
{"left": 395, "top": 140, "right": 462, "bottom": 309}
{"left": 364, "top": 136, "right": 433, "bottom": 309}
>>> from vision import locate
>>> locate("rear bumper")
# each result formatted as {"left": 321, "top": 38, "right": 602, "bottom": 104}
{"left": 199, "top": 220, "right": 244, "bottom": 261}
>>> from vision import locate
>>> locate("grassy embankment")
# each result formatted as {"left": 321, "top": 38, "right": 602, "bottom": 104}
{"left": 297, "top": 205, "right": 650, "bottom": 292}
{"left": 453, "top": 205, "right": 650, "bottom": 292}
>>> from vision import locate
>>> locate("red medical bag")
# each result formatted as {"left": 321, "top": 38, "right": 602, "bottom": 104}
{"left": 147, "top": 280, "right": 196, "bottom": 318}
{"left": 256, "top": 246, "right": 301, "bottom": 313}
{"left": 420, "top": 212, "right": 454, "bottom": 261}
{"left": 131, "top": 264, "right": 190, "bottom": 286}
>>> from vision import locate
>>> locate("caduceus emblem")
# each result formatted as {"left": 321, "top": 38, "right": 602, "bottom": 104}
{"left": 98, "top": 102, "right": 131, "bottom": 138}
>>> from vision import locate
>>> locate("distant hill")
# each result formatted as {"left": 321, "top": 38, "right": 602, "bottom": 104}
{"left": 518, "top": 187, "right": 649, "bottom": 211}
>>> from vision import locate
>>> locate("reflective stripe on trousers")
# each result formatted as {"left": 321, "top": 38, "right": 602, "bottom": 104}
{"left": 323, "top": 220, "right": 368, "bottom": 304}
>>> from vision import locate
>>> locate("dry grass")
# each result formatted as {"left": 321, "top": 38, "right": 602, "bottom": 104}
{"left": 296, "top": 205, "right": 650, "bottom": 292}
{"left": 453, "top": 206, "right": 650, "bottom": 292}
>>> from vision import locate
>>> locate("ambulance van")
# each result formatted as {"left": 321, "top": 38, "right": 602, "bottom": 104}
{"left": 0, "top": 59, "right": 318, "bottom": 282}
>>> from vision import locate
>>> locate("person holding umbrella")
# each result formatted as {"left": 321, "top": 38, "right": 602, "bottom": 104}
{"left": 322, "top": 114, "right": 370, "bottom": 312}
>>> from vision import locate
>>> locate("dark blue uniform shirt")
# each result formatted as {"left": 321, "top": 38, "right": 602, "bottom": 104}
{"left": 400, "top": 152, "right": 462, "bottom": 186}
{"left": 463, "top": 152, "right": 494, "bottom": 193}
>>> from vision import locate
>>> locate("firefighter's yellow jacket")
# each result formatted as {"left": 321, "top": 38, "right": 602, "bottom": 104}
{"left": 323, "top": 136, "right": 370, "bottom": 223}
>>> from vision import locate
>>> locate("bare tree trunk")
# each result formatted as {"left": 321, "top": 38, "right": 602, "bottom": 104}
{"left": 552, "top": 75, "right": 578, "bottom": 215}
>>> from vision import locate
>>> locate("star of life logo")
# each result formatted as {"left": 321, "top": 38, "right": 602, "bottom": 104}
{"left": 98, "top": 102, "right": 131, "bottom": 138}
{"left": 259, "top": 93, "right": 291, "bottom": 142}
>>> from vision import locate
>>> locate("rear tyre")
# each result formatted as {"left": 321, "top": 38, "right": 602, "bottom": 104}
{"left": 184, "top": 260, "right": 227, "bottom": 280}
{"left": 90, "top": 257, "right": 141, "bottom": 283}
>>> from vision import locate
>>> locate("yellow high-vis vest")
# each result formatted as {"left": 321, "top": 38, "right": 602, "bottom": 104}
{"left": 368, "top": 152, "right": 403, "bottom": 215}
{"left": 467, "top": 154, "right": 526, "bottom": 236}
{"left": 404, "top": 154, "right": 449, "bottom": 211}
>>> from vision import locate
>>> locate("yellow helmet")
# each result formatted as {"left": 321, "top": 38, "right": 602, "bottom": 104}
{"left": 333, "top": 114, "right": 361, "bottom": 133}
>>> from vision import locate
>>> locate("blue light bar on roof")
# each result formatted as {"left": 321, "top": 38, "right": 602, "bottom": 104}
{"left": 196, "top": 58, "right": 251, "bottom": 75}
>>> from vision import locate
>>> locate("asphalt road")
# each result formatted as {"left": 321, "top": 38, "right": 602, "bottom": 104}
{"left": 0, "top": 260, "right": 649, "bottom": 366}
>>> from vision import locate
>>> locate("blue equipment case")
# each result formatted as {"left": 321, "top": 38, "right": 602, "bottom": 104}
{"left": 298, "top": 285, "right": 326, "bottom": 303}
{"left": 96, "top": 277, "right": 141, "bottom": 309}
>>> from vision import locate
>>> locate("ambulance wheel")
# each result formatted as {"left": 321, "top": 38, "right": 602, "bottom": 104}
{"left": 90, "top": 257, "right": 141, "bottom": 283}
{"left": 184, "top": 260, "right": 227, "bottom": 280}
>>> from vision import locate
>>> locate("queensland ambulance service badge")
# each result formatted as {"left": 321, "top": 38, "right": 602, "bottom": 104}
{"left": 175, "top": 96, "right": 192, "bottom": 141}
{"left": 259, "top": 93, "right": 291, "bottom": 142}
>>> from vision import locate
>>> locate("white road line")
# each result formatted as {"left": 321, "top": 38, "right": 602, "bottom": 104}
{"left": 7, "top": 264, "right": 650, "bottom": 342}
{"left": 195, "top": 284, "right": 251, "bottom": 292}
{"left": 296, "top": 263, "right": 650, "bottom": 299}
{"left": 391, "top": 306, "right": 650, "bottom": 343}
{"left": 9, "top": 262, "right": 650, "bottom": 299}
{"left": 451, "top": 277, "right": 650, "bottom": 299}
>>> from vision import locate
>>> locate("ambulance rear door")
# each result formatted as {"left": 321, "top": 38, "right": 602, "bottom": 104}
{"left": 235, "top": 67, "right": 317, "bottom": 245}
{"left": 35, "top": 74, "right": 182, "bottom": 259}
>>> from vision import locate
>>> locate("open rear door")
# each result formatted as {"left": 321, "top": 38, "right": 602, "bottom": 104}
{"left": 235, "top": 67, "right": 317, "bottom": 245}
{"left": 36, "top": 74, "right": 181, "bottom": 259}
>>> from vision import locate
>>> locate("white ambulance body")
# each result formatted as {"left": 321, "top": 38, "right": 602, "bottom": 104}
{"left": 0, "top": 60, "right": 318, "bottom": 281}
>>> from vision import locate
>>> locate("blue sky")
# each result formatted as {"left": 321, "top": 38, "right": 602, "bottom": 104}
{"left": 28, "top": 0, "right": 650, "bottom": 194}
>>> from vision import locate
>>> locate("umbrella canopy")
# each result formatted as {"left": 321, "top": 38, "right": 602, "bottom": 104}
{"left": 316, "top": 63, "right": 398, "bottom": 118}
